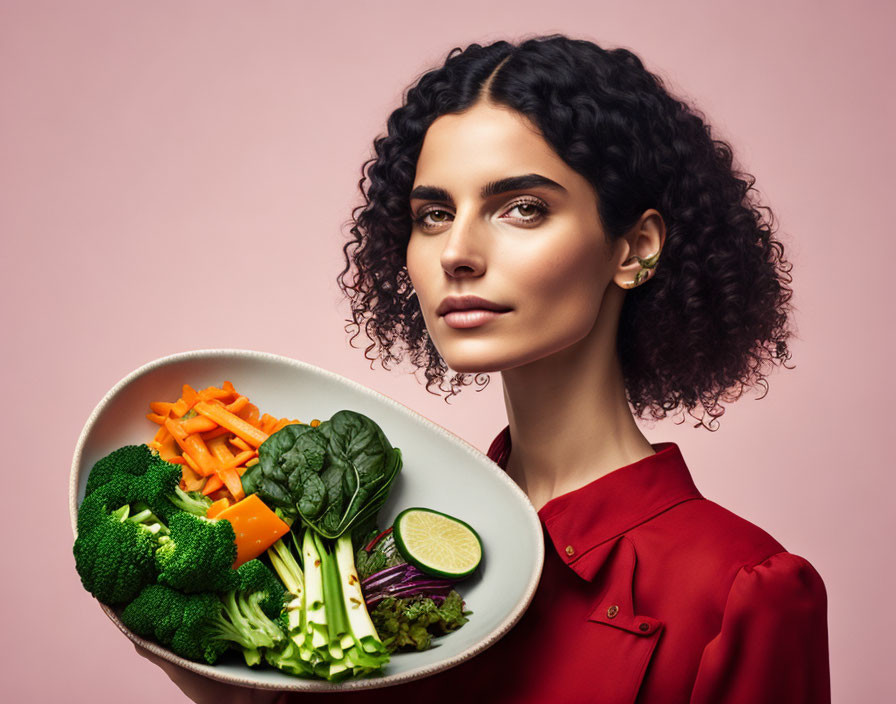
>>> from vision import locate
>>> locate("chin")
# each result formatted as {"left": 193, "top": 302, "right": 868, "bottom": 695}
{"left": 437, "top": 348, "right": 511, "bottom": 375}
{"left": 438, "top": 344, "right": 542, "bottom": 376}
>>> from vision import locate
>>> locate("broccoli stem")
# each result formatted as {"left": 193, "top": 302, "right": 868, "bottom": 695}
{"left": 119, "top": 502, "right": 170, "bottom": 536}
{"left": 168, "top": 486, "right": 212, "bottom": 516}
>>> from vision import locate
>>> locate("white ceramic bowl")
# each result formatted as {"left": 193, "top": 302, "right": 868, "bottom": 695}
{"left": 69, "top": 349, "right": 543, "bottom": 692}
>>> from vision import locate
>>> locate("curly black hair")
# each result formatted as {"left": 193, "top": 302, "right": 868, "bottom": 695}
{"left": 338, "top": 34, "right": 795, "bottom": 431}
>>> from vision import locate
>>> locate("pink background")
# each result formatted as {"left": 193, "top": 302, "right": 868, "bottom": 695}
{"left": 2, "top": 1, "right": 892, "bottom": 701}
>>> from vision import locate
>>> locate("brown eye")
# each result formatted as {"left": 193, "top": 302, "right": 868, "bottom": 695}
{"left": 504, "top": 198, "right": 549, "bottom": 224}
{"left": 414, "top": 208, "right": 453, "bottom": 230}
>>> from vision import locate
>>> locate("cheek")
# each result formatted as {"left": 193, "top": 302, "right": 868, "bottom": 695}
{"left": 511, "top": 236, "right": 605, "bottom": 318}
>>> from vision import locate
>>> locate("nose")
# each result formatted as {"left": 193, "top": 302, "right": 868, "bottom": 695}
{"left": 440, "top": 211, "right": 486, "bottom": 278}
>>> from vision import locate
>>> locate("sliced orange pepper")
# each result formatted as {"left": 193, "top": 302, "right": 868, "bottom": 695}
{"left": 216, "top": 494, "right": 290, "bottom": 567}
{"left": 206, "top": 497, "right": 231, "bottom": 519}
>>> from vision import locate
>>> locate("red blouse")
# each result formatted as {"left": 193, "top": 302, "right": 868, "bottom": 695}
{"left": 277, "top": 426, "right": 830, "bottom": 703}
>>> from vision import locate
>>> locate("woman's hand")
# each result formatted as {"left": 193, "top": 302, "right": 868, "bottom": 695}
{"left": 133, "top": 643, "right": 283, "bottom": 704}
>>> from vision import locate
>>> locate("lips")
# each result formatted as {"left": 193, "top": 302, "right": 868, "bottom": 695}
{"left": 436, "top": 295, "right": 513, "bottom": 316}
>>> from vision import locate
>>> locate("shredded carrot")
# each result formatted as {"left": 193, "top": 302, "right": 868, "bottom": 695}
{"left": 182, "top": 452, "right": 201, "bottom": 475}
{"left": 208, "top": 435, "right": 236, "bottom": 463}
{"left": 271, "top": 418, "right": 300, "bottom": 433}
{"left": 170, "top": 398, "right": 190, "bottom": 418}
{"left": 150, "top": 401, "right": 174, "bottom": 416}
{"left": 260, "top": 413, "right": 278, "bottom": 434}
{"left": 181, "top": 384, "right": 199, "bottom": 407}
{"left": 202, "top": 474, "right": 224, "bottom": 495}
{"left": 221, "top": 450, "right": 255, "bottom": 471}
{"left": 216, "top": 465, "right": 245, "bottom": 502}
{"left": 193, "top": 401, "right": 269, "bottom": 448}
{"left": 181, "top": 433, "right": 219, "bottom": 476}
{"left": 148, "top": 380, "right": 292, "bottom": 504}
{"left": 199, "top": 385, "right": 234, "bottom": 402}
{"left": 180, "top": 462, "right": 204, "bottom": 492}
{"left": 229, "top": 435, "right": 252, "bottom": 453}
{"left": 226, "top": 395, "right": 249, "bottom": 414}
{"left": 199, "top": 426, "right": 230, "bottom": 441}
{"left": 158, "top": 433, "right": 179, "bottom": 461}
{"left": 180, "top": 415, "right": 217, "bottom": 434}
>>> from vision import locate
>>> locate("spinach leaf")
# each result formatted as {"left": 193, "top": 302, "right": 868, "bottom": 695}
{"left": 241, "top": 410, "right": 402, "bottom": 540}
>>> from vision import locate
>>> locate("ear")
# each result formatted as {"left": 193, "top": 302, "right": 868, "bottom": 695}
{"left": 612, "top": 210, "right": 666, "bottom": 290}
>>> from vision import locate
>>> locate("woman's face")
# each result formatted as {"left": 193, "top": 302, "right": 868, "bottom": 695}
{"left": 406, "top": 100, "right": 621, "bottom": 375}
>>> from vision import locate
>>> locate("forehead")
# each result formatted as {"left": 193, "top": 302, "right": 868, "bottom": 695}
{"left": 413, "top": 102, "right": 569, "bottom": 186}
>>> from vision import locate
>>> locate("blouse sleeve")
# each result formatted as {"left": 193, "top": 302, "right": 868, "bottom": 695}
{"left": 690, "top": 551, "right": 831, "bottom": 704}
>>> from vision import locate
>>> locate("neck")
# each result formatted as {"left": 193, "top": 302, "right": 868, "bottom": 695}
{"left": 499, "top": 287, "right": 655, "bottom": 512}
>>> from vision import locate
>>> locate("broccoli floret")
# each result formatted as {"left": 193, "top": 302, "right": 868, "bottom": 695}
{"left": 155, "top": 512, "right": 240, "bottom": 593}
{"left": 132, "top": 458, "right": 211, "bottom": 522}
{"left": 73, "top": 475, "right": 172, "bottom": 604}
{"left": 222, "top": 560, "right": 288, "bottom": 664}
{"left": 73, "top": 505, "right": 162, "bottom": 604}
{"left": 83, "top": 444, "right": 157, "bottom": 497}
{"left": 80, "top": 444, "right": 211, "bottom": 524}
{"left": 122, "top": 568, "right": 287, "bottom": 666}
{"left": 122, "top": 584, "right": 229, "bottom": 664}
{"left": 74, "top": 446, "right": 214, "bottom": 605}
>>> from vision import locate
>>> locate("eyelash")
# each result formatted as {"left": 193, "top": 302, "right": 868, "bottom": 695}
{"left": 412, "top": 197, "right": 550, "bottom": 231}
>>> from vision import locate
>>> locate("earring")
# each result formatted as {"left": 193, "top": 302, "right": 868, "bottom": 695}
{"left": 622, "top": 250, "right": 661, "bottom": 289}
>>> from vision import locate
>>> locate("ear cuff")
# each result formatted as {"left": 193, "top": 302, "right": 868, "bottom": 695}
{"left": 622, "top": 250, "right": 661, "bottom": 289}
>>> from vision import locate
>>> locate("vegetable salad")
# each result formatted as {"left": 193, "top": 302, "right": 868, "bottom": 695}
{"left": 73, "top": 380, "right": 479, "bottom": 682}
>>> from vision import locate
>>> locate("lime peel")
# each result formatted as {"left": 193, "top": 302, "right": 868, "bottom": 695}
{"left": 392, "top": 507, "right": 483, "bottom": 579}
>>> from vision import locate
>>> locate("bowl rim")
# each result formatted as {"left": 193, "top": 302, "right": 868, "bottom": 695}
{"left": 69, "top": 347, "right": 544, "bottom": 692}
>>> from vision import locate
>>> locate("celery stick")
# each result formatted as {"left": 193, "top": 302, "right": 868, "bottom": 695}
{"left": 302, "top": 527, "right": 329, "bottom": 650}
{"left": 335, "top": 534, "right": 388, "bottom": 658}
{"left": 313, "top": 531, "right": 352, "bottom": 660}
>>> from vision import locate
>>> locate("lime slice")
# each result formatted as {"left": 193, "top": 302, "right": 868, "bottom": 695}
{"left": 393, "top": 507, "right": 483, "bottom": 579}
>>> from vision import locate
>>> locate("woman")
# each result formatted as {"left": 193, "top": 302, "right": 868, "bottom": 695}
{"left": 332, "top": 34, "right": 830, "bottom": 703}
{"left": 142, "top": 33, "right": 830, "bottom": 704}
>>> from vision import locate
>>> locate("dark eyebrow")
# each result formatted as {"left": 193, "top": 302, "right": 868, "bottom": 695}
{"left": 409, "top": 173, "right": 567, "bottom": 204}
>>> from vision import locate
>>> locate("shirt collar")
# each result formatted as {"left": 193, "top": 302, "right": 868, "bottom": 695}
{"left": 487, "top": 425, "right": 703, "bottom": 581}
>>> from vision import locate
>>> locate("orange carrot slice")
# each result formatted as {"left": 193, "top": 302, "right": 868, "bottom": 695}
{"left": 180, "top": 415, "right": 217, "bottom": 434}
{"left": 216, "top": 465, "right": 245, "bottom": 502}
{"left": 202, "top": 474, "right": 224, "bottom": 495}
{"left": 181, "top": 384, "right": 199, "bottom": 407}
{"left": 226, "top": 396, "right": 249, "bottom": 414}
{"left": 216, "top": 494, "right": 290, "bottom": 567}
{"left": 193, "top": 401, "right": 269, "bottom": 448}
{"left": 199, "top": 385, "right": 234, "bottom": 402}
{"left": 149, "top": 401, "right": 174, "bottom": 416}
{"left": 199, "top": 426, "right": 230, "bottom": 441}
{"left": 180, "top": 462, "right": 204, "bottom": 492}
{"left": 229, "top": 436, "right": 252, "bottom": 453}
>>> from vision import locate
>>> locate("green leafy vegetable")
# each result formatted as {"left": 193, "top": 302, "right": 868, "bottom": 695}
{"left": 243, "top": 410, "right": 402, "bottom": 540}
{"left": 369, "top": 590, "right": 471, "bottom": 653}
